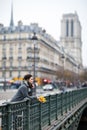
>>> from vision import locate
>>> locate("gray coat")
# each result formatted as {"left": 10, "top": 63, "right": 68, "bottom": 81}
{"left": 11, "top": 81, "right": 33, "bottom": 102}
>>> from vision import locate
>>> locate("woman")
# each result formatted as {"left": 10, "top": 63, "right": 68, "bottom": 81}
{"left": 10, "top": 74, "right": 34, "bottom": 102}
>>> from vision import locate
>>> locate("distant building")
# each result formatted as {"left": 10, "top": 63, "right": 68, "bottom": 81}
{"left": 60, "top": 12, "right": 82, "bottom": 66}
{"left": 0, "top": 2, "right": 83, "bottom": 83}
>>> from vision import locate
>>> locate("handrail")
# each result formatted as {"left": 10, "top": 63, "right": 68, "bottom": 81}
{"left": 0, "top": 88, "right": 87, "bottom": 130}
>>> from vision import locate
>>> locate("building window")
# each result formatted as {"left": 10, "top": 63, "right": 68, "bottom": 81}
{"left": 71, "top": 20, "right": 74, "bottom": 37}
{"left": 66, "top": 20, "right": 69, "bottom": 37}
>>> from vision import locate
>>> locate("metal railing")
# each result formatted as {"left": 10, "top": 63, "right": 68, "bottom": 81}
{"left": 0, "top": 88, "right": 87, "bottom": 130}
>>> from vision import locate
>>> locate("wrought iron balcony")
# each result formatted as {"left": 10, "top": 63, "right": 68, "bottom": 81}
{"left": 9, "top": 56, "right": 13, "bottom": 60}
{"left": 18, "top": 56, "right": 22, "bottom": 60}
{"left": 2, "top": 56, "right": 7, "bottom": 60}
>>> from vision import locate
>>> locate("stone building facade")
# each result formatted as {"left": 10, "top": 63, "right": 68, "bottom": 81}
{"left": 0, "top": 6, "right": 83, "bottom": 83}
{"left": 60, "top": 12, "right": 82, "bottom": 66}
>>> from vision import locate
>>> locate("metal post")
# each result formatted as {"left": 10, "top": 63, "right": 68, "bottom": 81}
{"left": 78, "top": 65, "right": 80, "bottom": 80}
{"left": 31, "top": 32, "right": 38, "bottom": 95}
{"left": 18, "top": 58, "right": 21, "bottom": 78}
{"left": 34, "top": 42, "right": 35, "bottom": 85}
{"left": 77, "top": 65, "right": 80, "bottom": 87}
{"left": 4, "top": 68, "right": 6, "bottom": 91}
{"left": 3, "top": 58, "right": 6, "bottom": 91}
{"left": 9, "top": 58, "right": 13, "bottom": 78}
{"left": 18, "top": 67, "right": 20, "bottom": 78}
{"left": 61, "top": 54, "right": 65, "bottom": 81}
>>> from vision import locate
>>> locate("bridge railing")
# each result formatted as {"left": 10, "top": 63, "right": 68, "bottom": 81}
{"left": 0, "top": 88, "right": 87, "bottom": 130}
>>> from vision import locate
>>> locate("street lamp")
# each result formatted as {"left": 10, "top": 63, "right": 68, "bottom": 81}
{"left": 76, "top": 64, "right": 80, "bottom": 87}
{"left": 18, "top": 57, "right": 22, "bottom": 78}
{"left": 61, "top": 54, "right": 65, "bottom": 81}
{"left": 31, "top": 32, "right": 38, "bottom": 95}
{"left": 2, "top": 57, "right": 7, "bottom": 91}
{"left": 9, "top": 56, "right": 13, "bottom": 78}
{"left": 61, "top": 47, "right": 65, "bottom": 81}
{"left": 77, "top": 65, "right": 80, "bottom": 80}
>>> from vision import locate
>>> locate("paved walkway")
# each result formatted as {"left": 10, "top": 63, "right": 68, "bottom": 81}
{"left": 0, "top": 88, "right": 62, "bottom": 104}
{"left": 0, "top": 89, "right": 17, "bottom": 104}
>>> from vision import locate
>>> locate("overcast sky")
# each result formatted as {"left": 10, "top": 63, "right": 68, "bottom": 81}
{"left": 0, "top": 0, "right": 87, "bottom": 67}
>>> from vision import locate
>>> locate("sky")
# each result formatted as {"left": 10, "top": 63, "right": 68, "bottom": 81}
{"left": 0, "top": 0, "right": 87, "bottom": 67}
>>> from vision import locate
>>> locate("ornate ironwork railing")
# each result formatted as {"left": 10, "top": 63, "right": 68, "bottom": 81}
{"left": 0, "top": 88, "right": 87, "bottom": 130}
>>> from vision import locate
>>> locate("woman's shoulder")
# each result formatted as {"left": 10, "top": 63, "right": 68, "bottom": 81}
{"left": 19, "top": 83, "right": 27, "bottom": 90}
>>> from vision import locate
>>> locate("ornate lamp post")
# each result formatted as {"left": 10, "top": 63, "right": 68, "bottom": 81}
{"left": 9, "top": 56, "right": 13, "bottom": 78}
{"left": 18, "top": 57, "right": 22, "bottom": 78}
{"left": 61, "top": 53, "right": 65, "bottom": 81}
{"left": 31, "top": 32, "right": 38, "bottom": 95}
{"left": 61, "top": 47, "right": 65, "bottom": 82}
{"left": 2, "top": 56, "right": 7, "bottom": 91}
{"left": 78, "top": 64, "right": 80, "bottom": 80}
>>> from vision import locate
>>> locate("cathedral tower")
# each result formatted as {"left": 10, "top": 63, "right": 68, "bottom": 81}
{"left": 60, "top": 12, "right": 82, "bottom": 65}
